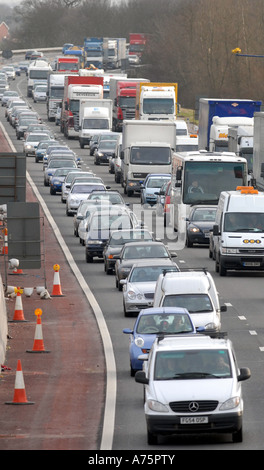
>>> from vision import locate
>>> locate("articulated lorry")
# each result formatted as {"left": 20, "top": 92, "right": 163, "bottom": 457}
{"left": 109, "top": 77, "right": 149, "bottom": 131}
{"left": 135, "top": 82, "right": 178, "bottom": 121}
{"left": 54, "top": 56, "right": 79, "bottom": 73}
{"left": 46, "top": 73, "right": 69, "bottom": 122}
{"left": 103, "top": 38, "right": 127, "bottom": 69}
{"left": 60, "top": 75, "right": 103, "bottom": 138}
{"left": 129, "top": 33, "right": 148, "bottom": 57}
{"left": 84, "top": 37, "right": 104, "bottom": 69}
{"left": 79, "top": 98, "right": 113, "bottom": 148}
{"left": 198, "top": 98, "right": 261, "bottom": 150}
{"left": 27, "top": 60, "right": 52, "bottom": 97}
{"left": 120, "top": 120, "right": 176, "bottom": 197}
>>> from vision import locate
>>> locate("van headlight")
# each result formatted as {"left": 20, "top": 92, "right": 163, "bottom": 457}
{"left": 220, "top": 397, "right": 240, "bottom": 411}
{"left": 147, "top": 400, "right": 169, "bottom": 413}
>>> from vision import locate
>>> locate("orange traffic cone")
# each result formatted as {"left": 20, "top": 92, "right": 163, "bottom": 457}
{"left": 2, "top": 228, "right": 8, "bottom": 254}
{"left": 5, "top": 359, "right": 34, "bottom": 405}
{"left": 10, "top": 267, "right": 25, "bottom": 275}
{"left": 51, "top": 264, "right": 64, "bottom": 297}
{"left": 27, "top": 309, "right": 50, "bottom": 354}
{"left": 11, "top": 287, "right": 28, "bottom": 322}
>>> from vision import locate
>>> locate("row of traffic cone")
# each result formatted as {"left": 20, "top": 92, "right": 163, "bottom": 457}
{"left": 6, "top": 309, "right": 50, "bottom": 405}
{"left": 4, "top": 265, "right": 64, "bottom": 405}
{"left": 10, "top": 264, "right": 64, "bottom": 322}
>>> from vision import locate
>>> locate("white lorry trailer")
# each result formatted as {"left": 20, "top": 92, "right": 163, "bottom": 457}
{"left": 252, "top": 112, "right": 264, "bottom": 191}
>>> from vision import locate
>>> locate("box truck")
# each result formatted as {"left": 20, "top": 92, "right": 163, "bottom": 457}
{"left": 120, "top": 120, "right": 176, "bottom": 197}
{"left": 79, "top": 98, "right": 113, "bottom": 148}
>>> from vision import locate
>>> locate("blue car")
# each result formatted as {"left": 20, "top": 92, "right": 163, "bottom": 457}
{"left": 123, "top": 307, "right": 204, "bottom": 376}
{"left": 49, "top": 168, "right": 76, "bottom": 195}
{"left": 140, "top": 174, "right": 171, "bottom": 206}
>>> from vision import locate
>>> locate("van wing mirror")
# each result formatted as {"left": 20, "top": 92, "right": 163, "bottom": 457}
{"left": 213, "top": 224, "right": 220, "bottom": 236}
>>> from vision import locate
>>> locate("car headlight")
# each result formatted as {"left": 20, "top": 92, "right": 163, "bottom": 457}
{"left": 189, "top": 227, "right": 200, "bottom": 233}
{"left": 127, "top": 290, "right": 143, "bottom": 300}
{"left": 220, "top": 397, "right": 240, "bottom": 411}
{"left": 121, "top": 267, "right": 131, "bottom": 273}
{"left": 97, "top": 152, "right": 104, "bottom": 157}
{"left": 25, "top": 144, "right": 32, "bottom": 150}
{"left": 147, "top": 400, "right": 169, "bottom": 413}
{"left": 204, "top": 322, "right": 218, "bottom": 330}
{"left": 135, "top": 336, "right": 145, "bottom": 348}
{"left": 87, "top": 240, "right": 103, "bottom": 245}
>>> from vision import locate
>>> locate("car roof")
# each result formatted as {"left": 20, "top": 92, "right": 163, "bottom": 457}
{"left": 123, "top": 240, "right": 165, "bottom": 247}
{"left": 152, "top": 334, "right": 229, "bottom": 352}
{"left": 91, "top": 206, "right": 131, "bottom": 215}
{"left": 139, "top": 306, "right": 190, "bottom": 316}
{"left": 130, "top": 259, "right": 178, "bottom": 268}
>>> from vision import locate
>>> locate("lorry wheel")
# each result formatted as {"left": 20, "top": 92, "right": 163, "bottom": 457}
{"left": 127, "top": 189, "right": 133, "bottom": 197}
{"left": 80, "top": 142, "right": 84, "bottom": 149}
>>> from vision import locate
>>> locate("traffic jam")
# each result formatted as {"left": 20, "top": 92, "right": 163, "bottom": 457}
{"left": 1, "top": 41, "right": 264, "bottom": 449}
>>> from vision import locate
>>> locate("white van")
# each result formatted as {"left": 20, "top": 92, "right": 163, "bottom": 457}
{"left": 213, "top": 186, "right": 264, "bottom": 276}
{"left": 135, "top": 334, "right": 251, "bottom": 444}
{"left": 153, "top": 270, "right": 226, "bottom": 332}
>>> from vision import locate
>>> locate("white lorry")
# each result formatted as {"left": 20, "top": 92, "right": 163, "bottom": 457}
{"left": 213, "top": 186, "right": 264, "bottom": 276}
{"left": 228, "top": 125, "right": 254, "bottom": 176}
{"left": 135, "top": 82, "right": 178, "bottom": 121}
{"left": 120, "top": 120, "right": 176, "bottom": 197}
{"left": 79, "top": 98, "right": 113, "bottom": 148}
{"left": 253, "top": 112, "right": 264, "bottom": 191}
{"left": 27, "top": 60, "right": 52, "bottom": 97}
{"left": 46, "top": 73, "right": 69, "bottom": 121}
{"left": 209, "top": 116, "right": 254, "bottom": 152}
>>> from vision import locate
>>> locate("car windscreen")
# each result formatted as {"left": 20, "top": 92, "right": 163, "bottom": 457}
{"left": 162, "top": 293, "right": 213, "bottom": 313}
{"left": 137, "top": 313, "right": 193, "bottom": 335}
{"left": 122, "top": 245, "right": 169, "bottom": 259}
{"left": 154, "top": 349, "right": 232, "bottom": 380}
{"left": 109, "top": 231, "right": 152, "bottom": 245}
{"left": 129, "top": 266, "right": 178, "bottom": 282}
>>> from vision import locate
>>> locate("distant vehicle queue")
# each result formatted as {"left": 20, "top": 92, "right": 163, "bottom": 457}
{"left": 3, "top": 46, "right": 264, "bottom": 446}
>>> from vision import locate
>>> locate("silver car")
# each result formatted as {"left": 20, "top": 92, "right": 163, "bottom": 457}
{"left": 121, "top": 260, "right": 179, "bottom": 316}
{"left": 115, "top": 241, "right": 177, "bottom": 290}
{"left": 66, "top": 182, "right": 106, "bottom": 216}
{"left": 61, "top": 170, "right": 93, "bottom": 203}
{"left": 23, "top": 132, "right": 51, "bottom": 156}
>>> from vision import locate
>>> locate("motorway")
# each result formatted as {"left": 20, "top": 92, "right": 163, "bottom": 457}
{"left": 1, "top": 64, "right": 264, "bottom": 451}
